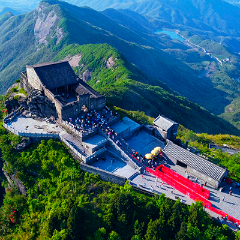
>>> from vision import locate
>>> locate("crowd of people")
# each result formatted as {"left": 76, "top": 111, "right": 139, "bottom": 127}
{"left": 64, "top": 106, "right": 118, "bottom": 134}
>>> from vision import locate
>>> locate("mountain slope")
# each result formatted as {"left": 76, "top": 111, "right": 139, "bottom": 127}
{"left": 53, "top": 43, "right": 240, "bottom": 135}
{"left": 1, "top": 0, "right": 240, "bottom": 130}
{"left": 63, "top": 0, "right": 240, "bottom": 36}
{"left": 0, "top": 0, "right": 237, "bottom": 116}
{"left": 0, "top": 7, "right": 21, "bottom": 16}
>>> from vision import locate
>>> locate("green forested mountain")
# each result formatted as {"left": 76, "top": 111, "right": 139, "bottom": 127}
{"left": 60, "top": 0, "right": 240, "bottom": 36}
{"left": 53, "top": 43, "right": 240, "bottom": 135}
{"left": 0, "top": 7, "right": 21, "bottom": 16}
{"left": 1, "top": 0, "right": 240, "bottom": 131}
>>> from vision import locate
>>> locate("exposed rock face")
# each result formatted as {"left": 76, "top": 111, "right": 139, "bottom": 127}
{"left": 20, "top": 90, "right": 57, "bottom": 119}
{"left": 14, "top": 138, "right": 31, "bottom": 152}
{"left": 65, "top": 54, "right": 82, "bottom": 67}
{"left": 3, "top": 169, "right": 27, "bottom": 196}
{"left": 34, "top": 4, "right": 63, "bottom": 45}
{"left": 106, "top": 56, "right": 115, "bottom": 68}
{"left": 82, "top": 69, "right": 92, "bottom": 82}
{"left": 6, "top": 83, "right": 19, "bottom": 94}
{"left": 5, "top": 97, "right": 20, "bottom": 113}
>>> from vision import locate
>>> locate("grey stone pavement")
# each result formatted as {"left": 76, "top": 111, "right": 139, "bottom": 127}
{"left": 127, "top": 130, "right": 165, "bottom": 156}
{"left": 9, "top": 116, "right": 62, "bottom": 134}
{"left": 8, "top": 115, "right": 89, "bottom": 157}
{"left": 91, "top": 155, "right": 138, "bottom": 179}
{"left": 60, "top": 132, "right": 89, "bottom": 156}
{"left": 83, "top": 134, "right": 107, "bottom": 149}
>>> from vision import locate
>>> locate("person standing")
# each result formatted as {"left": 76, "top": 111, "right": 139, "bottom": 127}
{"left": 222, "top": 196, "right": 225, "bottom": 202}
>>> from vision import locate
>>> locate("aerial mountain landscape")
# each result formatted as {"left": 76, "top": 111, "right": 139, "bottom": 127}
{"left": 1, "top": 0, "right": 240, "bottom": 131}
{"left": 1, "top": 0, "right": 240, "bottom": 239}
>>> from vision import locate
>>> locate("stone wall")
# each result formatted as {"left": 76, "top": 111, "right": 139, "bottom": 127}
{"left": 90, "top": 97, "right": 106, "bottom": 111}
{"left": 26, "top": 67, "right": 42, "bottom": 90}
{"left": 164, "top": 152, "right": 222, "bottom": 189}
{"left": 124, "top": 124, "right": 142, "bottom": 141}
{"left": 80, "top": 162, "right": 127, "bottom": 185}
{"left": 187, "top": 166, "right": 220, "bottom": 188}
{"left": 43, "top": 88, "right": 64, "bottom": 120}
{"left": 43, "top": 88, "right": 56, "bottom": 103}
{"left": 108, "top": 138, "right": 142, "bottom": 172}
{"left": 85, "top": 147, "right": 107, "bottom": 164}
{"left": 168, "top": 124, "right": 178, "bottom": 142}
{"left": 20, "top": 72, "right": 33, "bottom": 94}
{"left": 77, "top": 94, "right": 90, "bottom": 112}
{"left": 154, "top": 128, "right": 168, "bottom": 140}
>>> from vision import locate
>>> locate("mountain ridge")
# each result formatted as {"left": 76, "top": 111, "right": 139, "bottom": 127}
{"left": 52, "top": 43, "right": 240, "bottom": 135}
{"left": 1, "top": 0, "right": 240, "bottom": 131}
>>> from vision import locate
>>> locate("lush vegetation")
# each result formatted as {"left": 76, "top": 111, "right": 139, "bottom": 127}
{"left": 178, "top": 127, "right": 240, "bottom": 182}
{"left": 0, "top": 136, "right": 238, "bottom": 239}
{"left": 0, "top": 94, "right": 239, "bottom": 239}
{"left": 53, "top": 43, "right": 240, "bottom": 135}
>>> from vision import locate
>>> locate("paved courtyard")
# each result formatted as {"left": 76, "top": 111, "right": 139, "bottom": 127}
{"left": 91, "top": 155, "right": 138, "bottom": 179}
{"left": 9, "top": 116, "right": 61, "bottom": 134}
{"left": 127, "top": 130, "right": 165, "bottom": 156}
{"left": 127, "top": 153, "right": 240, "bottom": 231}
{"left": 111, "top": 117, "right": 140, "bottom": 137}
{"left": 163, "top": 156, "right": 240, "bottom": 222}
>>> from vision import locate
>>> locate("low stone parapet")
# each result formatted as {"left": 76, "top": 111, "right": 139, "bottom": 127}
{"left": 80, "top": 162, "right": 127, "bottom": 186}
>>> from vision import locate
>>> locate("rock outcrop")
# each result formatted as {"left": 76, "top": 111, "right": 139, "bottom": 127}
{"left": 20, "top": 90, "right": 57, "bottom": 119}
{"left": 3, "top": 169, "right": 27, "bottom": 196}
{"left": 4, "top": 97, "right": 20, "bottom": 113}
{"left": 14, "top": 138, "right": 31, "bottom": 152}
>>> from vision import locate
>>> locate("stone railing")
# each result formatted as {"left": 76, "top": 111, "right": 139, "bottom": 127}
{"left": 108, "top": 115, "right": 120, "bottom": 126}
{"left": 108, "top": 137, "right": 141, "bottom": 172}
{"left": 80, "top": 162, "right": 127, "bottom": 186}
{"left": 3, "top": 122, "right": 59, "bottom": 139}
{"left": 85, "top": 147, "right": 107, "bottom": 164}
{"left": 59, "top": 134, "right": 86, "bottom": 162}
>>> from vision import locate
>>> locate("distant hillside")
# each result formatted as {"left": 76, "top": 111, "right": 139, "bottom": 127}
{"left": 53, "top": 43, "right": 240, "bottom": 135}
{"left": 0, "top": 7, "right": 21, "bottom": 16}
{"left": 62, "top": 0, "right": 240, "bottom": 37}
{"left": 1, "top": 0, "right": 239, "bottom": 116}
{"left": 1, "top": 0, "right": 240, "bottom": 131}
{"left": 0, "top": 1, "right": 37, "bottom": 15}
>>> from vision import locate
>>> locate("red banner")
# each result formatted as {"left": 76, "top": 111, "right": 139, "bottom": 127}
{"left": 146, "top": 165, "right": 240, "bottom": 225}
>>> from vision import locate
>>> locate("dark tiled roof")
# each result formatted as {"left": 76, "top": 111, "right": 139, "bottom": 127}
{"left": 154, "top": 115, "right": 178, "bottom": 131}
{"left": 164, "top": 141, "right": 227, "bottom": 181}
{"left": 72, "top": 80, "right": 103, "bottom": 98}
{"left": 28, "top": 61, "right": 78, "bottom": 89}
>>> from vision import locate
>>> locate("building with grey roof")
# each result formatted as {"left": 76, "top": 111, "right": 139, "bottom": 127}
{"left": 163, "top": 140, "right": 228, "bottom": 188}
{"left": 20, "top": 61, "right": 106, "bottom": 120}
{"left": 153, "top": 115, "right": 179, "bottom": 141}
